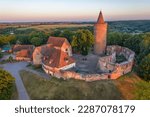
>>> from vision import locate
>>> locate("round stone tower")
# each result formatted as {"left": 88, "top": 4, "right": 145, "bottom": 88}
{"left": 94, "top": 11, "right": 108, "bottom": 55}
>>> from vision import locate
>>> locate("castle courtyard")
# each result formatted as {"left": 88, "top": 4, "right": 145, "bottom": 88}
{"left": 72, "top": 53, "right": 99, "bottom": 74}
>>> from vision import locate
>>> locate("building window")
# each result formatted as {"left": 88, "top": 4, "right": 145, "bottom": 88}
{"left": 64, "top": 57, "right": 69, "bottom": 63}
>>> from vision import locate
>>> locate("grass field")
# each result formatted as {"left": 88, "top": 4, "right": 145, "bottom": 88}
{"left": 114, "top": 73, "right": 141, "bottom": 99}
{"left": 17, "top": 24, "right": 93, "bottom": 31}
{"left": 20, "top": 70, "right": 122, "bottom": 100}
{"left": 20, "top": 70, "right": 150, "bottom": 100}
{"left": 0, "top": 23, "right": 92, "bottom": 30}
{"left": 114, "top": 73, "right": 150, "bottom": 100}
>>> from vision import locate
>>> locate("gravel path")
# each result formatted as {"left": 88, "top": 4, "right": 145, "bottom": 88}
{"left": 3, "top": 62, "right": 30, "bottom": 100}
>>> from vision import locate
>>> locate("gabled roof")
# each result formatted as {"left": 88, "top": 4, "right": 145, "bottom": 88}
{"left": 42, "top": 47, "right": 75, "bottom": 69}
{"left": 47, "top": 36, "right": 68, "bottom": 48}
{"left": 97, "top": 11, "right": 105, "bottom": 24}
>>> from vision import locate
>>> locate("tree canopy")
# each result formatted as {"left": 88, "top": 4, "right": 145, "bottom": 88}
{"left": 71, "top": 29, "right": 94, "bottom": 55}
{"left": 0, "top": 69, "right": 15, "bottom": 99}
{"left": 138, "top": 54, "right": 150, "bottom": 81}
{"left": 0, "top": 35, "right": 16, "bottom": 46}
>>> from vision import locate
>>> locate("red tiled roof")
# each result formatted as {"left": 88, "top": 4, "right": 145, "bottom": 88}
{"left": 42, "top": 47, "right": 75, "bottom": 69}
{"left": 47, "top": 36, "right": 67, "bottom": 47}
{"left": 13, "top": 44, "right": 34, "bottom": 52}
{"left": 16, "top": 49, "right": 31, "bottom": 58}
{"left": 34, "top": 44, "right": 54, "bottom": 56}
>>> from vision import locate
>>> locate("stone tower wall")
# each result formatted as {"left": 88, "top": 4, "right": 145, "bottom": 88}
{"left": 94, "top": 22, "right": 107, "bottom": 55}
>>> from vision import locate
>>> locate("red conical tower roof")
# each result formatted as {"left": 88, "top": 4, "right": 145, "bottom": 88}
{"left": 97, "top": 11, "right": 105, "bottom": 24}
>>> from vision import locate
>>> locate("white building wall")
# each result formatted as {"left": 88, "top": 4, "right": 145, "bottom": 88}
{"left": 60, "top": 63, "right": 76, "bottom": 70}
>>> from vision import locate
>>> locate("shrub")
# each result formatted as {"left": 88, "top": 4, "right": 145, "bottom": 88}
{"left": 0, "top": 69, "right": 15, "bottom": 99}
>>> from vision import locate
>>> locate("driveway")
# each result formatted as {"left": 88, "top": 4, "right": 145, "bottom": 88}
{"left": 3, "top": 62, "right": 30, "bottom": 100}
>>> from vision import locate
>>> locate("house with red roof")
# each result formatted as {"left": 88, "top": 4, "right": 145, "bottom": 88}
{"left": 33, "top": 36, "right": 75, "bottom": 75}
{"left": 13, "top": 44, "right": 35, "bottom": 61}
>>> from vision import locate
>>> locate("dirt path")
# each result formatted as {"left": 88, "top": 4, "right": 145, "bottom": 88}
{"left": 3, "top": 62, "right": 30, "bottom": 100}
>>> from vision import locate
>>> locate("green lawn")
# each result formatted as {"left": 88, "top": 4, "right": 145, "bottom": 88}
{"left": 20, "top": 70, "right": 122, "bottom": 100}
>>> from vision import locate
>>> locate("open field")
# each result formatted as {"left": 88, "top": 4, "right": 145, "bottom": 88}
{"left": 20, "top": 70, "right": 122, "bottom": 100}
{"left": 0, "top": 23, "right": 93, "bottom": 31}
{"left": 26, "top": 24, "right": 92, "bottom": 29}
{"left": 20, "top": 70, "right": 150, "bottom": 100}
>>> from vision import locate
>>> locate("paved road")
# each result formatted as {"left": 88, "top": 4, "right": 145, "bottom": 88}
{"left": 3, "top": 62, "right": 30, "bottom": 100}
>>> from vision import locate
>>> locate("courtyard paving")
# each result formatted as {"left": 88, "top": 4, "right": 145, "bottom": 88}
{"left": 73, "top": 53, "right": 99, "bottom": 74}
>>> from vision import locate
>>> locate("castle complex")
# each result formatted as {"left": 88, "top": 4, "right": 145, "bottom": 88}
{"left": 12, "top": 11, "right": 135, "bottom": 81}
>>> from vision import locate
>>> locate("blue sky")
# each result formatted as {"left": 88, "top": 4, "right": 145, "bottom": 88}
{"left": 0, "top": 0, "right": 150, "bottom": 22}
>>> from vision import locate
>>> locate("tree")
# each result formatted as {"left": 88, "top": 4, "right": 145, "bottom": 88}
{"left": 59, "top": 30, "right": 74, "bottom": 43}
{"left": 0, "top": 69, "right": 15, "bottom": 99}
{"left": 123, "top": 34, "right": 142, "bottom": 55}
{"left": 16, "top": 34, "right": 31, "bottom": 44}
{"left": 0, "top": 35, "right": 16, "bottom": 46}
{"left": 30, "top": 37, "right": 43, "bottom": 46}
{"left": 51, "top": 30, "right": 61, "bottom": 37}
{"left": 137, "top": 33, "right": 150, "bottom": 63}
{"left": 138, "top": 54, "right": 150, "bottom": 81}
{"left": 108, "top": 32, "right": 132, "bottom": 46}
{"left": 71, "top": 30, "right": 94, "bottom": 55}
{"left": 107, "top": 32, "right": 123, "bottom": 46}
{"left": 29, "top": 31, "right": 48, "bottom": 45}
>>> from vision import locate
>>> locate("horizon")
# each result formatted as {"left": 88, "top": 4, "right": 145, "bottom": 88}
{"left": 1, "top": 19, "right": 150, "bottom": 24}
{"left": 0, "top": 0, "right": 150, "bottom": 22}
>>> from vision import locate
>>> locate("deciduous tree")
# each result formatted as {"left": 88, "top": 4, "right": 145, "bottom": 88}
{"left": 71, "top": 30, "right": 94, "bottom": 55}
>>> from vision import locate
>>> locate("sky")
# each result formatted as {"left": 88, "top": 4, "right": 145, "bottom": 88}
{"left": 0, "top": 0, "right": 150, "bottom": 22}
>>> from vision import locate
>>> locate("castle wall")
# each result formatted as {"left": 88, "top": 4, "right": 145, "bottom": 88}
{"left": 53, "top": 70, "right": 110, "bottom": 82}
{"left": 49, "top": 45, "right": 135, "bottom": 82}
{"left": 97, "top": 52, "right": 116, "bottom": 73}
